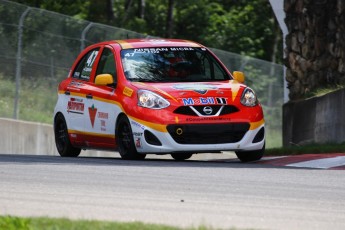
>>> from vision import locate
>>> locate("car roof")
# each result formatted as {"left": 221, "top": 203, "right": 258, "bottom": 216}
{"left": 94, "top": 39, "right": 204, "bottom": 50}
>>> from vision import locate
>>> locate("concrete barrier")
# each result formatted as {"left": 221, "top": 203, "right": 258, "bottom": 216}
{"left": 0, "top": 118, "right": 238, "bottom": 160}
{"left": 0, "top": 118, "right": 116, "bottom": 157}
{"left": 283, "top": 88, "right": 345, "bottom": 146}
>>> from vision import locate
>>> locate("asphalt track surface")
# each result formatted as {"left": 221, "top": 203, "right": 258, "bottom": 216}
{"left": 1, "top": 153, "right": 345, "bottom": 230}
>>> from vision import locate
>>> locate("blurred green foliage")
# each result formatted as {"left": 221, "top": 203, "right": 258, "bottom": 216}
{"left": 11, "top": 0, "right": 282, "bottom": 63}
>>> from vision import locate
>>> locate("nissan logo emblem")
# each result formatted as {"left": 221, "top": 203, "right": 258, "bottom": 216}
{"left": 203, "top": 106, "right": 213, "bottom": 115}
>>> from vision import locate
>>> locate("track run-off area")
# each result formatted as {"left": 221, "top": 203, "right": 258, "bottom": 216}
{"left": 0, "top": 153, "right": 345, "bottom": 230}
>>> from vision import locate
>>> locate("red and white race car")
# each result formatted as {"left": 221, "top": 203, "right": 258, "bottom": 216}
{"left": 54, "top": 39, "right": 265, "bottom": 161}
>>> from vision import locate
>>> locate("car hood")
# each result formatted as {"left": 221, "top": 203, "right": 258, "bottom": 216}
{"left": 131, "top": 81, "right": 246, "bottom": 105}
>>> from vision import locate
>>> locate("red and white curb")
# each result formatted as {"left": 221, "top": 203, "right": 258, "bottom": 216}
{"left": 258, "top": 154, "right": 345, "bottom": 170}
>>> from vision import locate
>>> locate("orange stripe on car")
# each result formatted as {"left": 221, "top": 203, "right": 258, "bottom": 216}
{"left": 182, "top": 40, "right": 202, "bottom": 47}
{"left": 129, "top": 116, "right": 167, "bottom": 133}
{"left": 117, "top": 40, "right": 134, "bottom": 49}
{"left": 249, "top": 119, "right": 265, "bottom": 130}
{"left": 68, "top": 129, "right": 115, "bottom": 139}
{"left": 230, "top": 81, "right": 241, "bottom": 102}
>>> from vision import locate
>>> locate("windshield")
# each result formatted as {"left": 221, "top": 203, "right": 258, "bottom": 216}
{"left": 121, "top": 47, "right": 231, "bottom": 82}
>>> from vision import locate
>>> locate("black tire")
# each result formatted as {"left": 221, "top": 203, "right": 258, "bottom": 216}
{"left": 235, "top": 144, "right": 265, "bottom": 162}
{"left": 171, "top": 153, "right": 193, "bottom": 161}
{"left": 54, "top": 113, "right": 81, "bottom": 157}
{"left": 116, "top": 116, "right": 146, "bottom": 160}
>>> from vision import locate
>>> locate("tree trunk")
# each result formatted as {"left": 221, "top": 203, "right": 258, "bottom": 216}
{"left": 106, "top": 0, "right": 115, "bottom": 22}
{"left": 165, "top": 0, "right": 174, "bottom": 38}
{"left": 122, "top": 0, "right": 133, "bottom": 26}
{"left": 138, "top": 0, "right": 145, "bottom": 19}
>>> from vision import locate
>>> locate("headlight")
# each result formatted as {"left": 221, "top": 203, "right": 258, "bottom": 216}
{"left": 137, "top": 90, "right": 170, "bottom": 109}
{"left": 240, "top": 87, "right": 258, "bottom": 107}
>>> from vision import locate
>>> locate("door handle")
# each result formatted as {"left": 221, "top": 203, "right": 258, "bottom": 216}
{"left": 65, "top": 90, "right": 70, "bottom": 95}
{"left": 86, "top": 94, "right": 93, "bottom": 99}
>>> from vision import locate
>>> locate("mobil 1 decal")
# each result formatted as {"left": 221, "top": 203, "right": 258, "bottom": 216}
{"left": 172, "top": 83, "right": 218, "bottom": 95}
{"left": 182, "top": 97, "right": 228, "bottom": 106}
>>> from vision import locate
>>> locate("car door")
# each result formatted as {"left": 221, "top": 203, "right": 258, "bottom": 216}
{"left": 66, "top": 47, "right": 100, "bottom": 145}
{"left": 82, "top": 46, "right": 120, "bottom": 149}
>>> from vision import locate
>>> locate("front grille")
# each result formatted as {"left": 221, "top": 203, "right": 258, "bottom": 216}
{"left": 167, "top": 123, "right": 250, "bottom": 144}
{"left": 174, "top": 105, "right": 239, "bottom": 116}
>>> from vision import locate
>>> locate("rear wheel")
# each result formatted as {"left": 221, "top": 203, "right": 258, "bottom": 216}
{"left": 116, "top": 116, "right": 146, "bottom": 160}
{"left": 171, "top": 153, "right": 193, "bottom": 161}
{"left": 235, "top": 144, "right": 265, "bottom": 162}
{"left": 54, "top": 114, "right": 81, "bottom": 157}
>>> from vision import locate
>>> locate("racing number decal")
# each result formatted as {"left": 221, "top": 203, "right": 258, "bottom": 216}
{"left": 86, "top": 50, "right": 98, "bottom": 67}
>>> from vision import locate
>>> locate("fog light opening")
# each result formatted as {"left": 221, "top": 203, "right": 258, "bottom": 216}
{"left": 144, "top": 130, "right": 162, "bottom": 146}
{"left": 252, "top": 127, "right": 265, "bottom": 143}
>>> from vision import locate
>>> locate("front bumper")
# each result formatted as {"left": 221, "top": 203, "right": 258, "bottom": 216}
{"left": 129, "top": 117, "right": 265, "bottom": 154}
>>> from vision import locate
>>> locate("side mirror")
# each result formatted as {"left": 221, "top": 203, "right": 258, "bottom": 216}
{"left": 232, "top": 71, "right": 245, "bottom": 83}
{"left": 95, "top": 74, "right": 115, "bottom": 86}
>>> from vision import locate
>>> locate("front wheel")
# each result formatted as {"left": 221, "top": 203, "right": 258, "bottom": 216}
{"left": 171, "top": 153, "right": 193, "bottom": 161}
{"left": 116, "top": 116, "right": 146, "bottom": 160}
{"left": 54, "top": 113, "right": 81, "bottom": 157}
{"left": 235, "top": 144, "right": 265, "bottom": 162}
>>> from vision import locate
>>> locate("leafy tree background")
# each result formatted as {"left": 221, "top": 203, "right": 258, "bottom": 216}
{"left": 11, "top": 0, "right": 282, "bottom": 64}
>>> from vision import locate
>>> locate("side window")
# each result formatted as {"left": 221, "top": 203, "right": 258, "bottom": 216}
{"left": 213, "top": 62, "right": 227, "bottom": 80}
{"left": 72, "top": 48, "right": 100, "bottom": 81}
{"left": 96, "top": 48, "right": 117, "bottom": 82}
{"left": 202, "top": 56, "right": 212, "bottom": 79}
{"left": 199, "top": 52, "right": 228, "bottom": 80}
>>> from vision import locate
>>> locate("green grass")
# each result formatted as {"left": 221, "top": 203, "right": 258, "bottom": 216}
{"left": 265, "top": 142, "right": 345, "bottom": 156}
{"left": 0, "top": 76, "right": 56, "bottom": 123}
{"left": 0, "top": 77, "right": 15, "bottom": 119}
{"left": 304, "top": 85, "right": 345, "bottom": 99}
{"left": 265, "top": 129, "right": 282, "bottom": 149}
{"left": 0, "top": 216, "right": 230, "bottom": 230}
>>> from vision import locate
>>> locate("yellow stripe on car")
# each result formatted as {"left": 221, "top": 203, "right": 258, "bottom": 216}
{"left": 129, "top": 116, "right": 167, "bottom": 133}
{"left": 249, "top": 119, "right": 265, "bottom": 130}
{"left": 69, "top": 129, "right": 115, "bottom": 139}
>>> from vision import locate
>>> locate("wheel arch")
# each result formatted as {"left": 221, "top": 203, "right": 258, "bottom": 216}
{"left": 115, "top": 112, "right": 128, "bottom": 134}
{"left": 54, "top": 112, "right": 64, "bottom": 128}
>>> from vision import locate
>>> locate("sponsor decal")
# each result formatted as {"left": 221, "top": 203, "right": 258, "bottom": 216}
{"left": 186, "top": 117, "right": 232, "bottom": 122}
{"left": 68, "top": 81, "right": 83, "bottom": 87}
{"left": 182, "top": 97, "right": 228, "bottom": 106}
{"left": 131, "top": 121, "right": 145, "bottom": 131}
{"left": 67, "top": 98, "right": 84, "bottom": 114}
{"left": 98, "top": 112, "right": 108, "bottom": 119}
{"left": 132, "top": 47, "right": 195, "bottom": 54}
{"left": 173, "top": 84, "right": 218, "bottom": 94}
{"left": 123, "top": 87, "right": 134, "bottom": 97}
{"left": 182, "top": 97, "right": 214, "bottom": 105}
{"left": 101, "top": 120, "right": 106, "bottom": 131}
{"left": 133, "top": 48, "right": 169, "bottom": 53}
{"left": 88, "top": 104, "right": 98, "bottom": 128}
{"left": 133, "top": 132, "right": 143, "bottom": 137}
{"left": 135, "top": 138, "right": 142, "bottom": 148}
{"left": 216, "top": 97, "right": 228, "bottom": 104}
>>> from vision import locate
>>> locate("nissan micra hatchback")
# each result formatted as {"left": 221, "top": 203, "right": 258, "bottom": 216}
{"left": 54, "top": 39, "right": 265, "bottom": 161}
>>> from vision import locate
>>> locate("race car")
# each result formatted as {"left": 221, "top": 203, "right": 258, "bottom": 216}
{"left": 54, "top": 39, "right": 265, "bottom": 162}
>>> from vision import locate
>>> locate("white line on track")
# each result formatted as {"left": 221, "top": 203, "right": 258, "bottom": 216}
{"left": 287, "top": 156, "right": 345, "bottom": 169}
